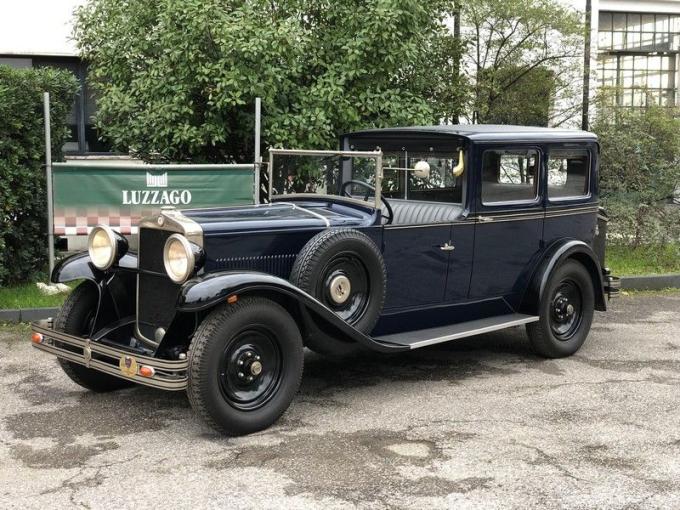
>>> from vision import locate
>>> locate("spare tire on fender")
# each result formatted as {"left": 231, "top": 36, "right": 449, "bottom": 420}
{"left": 290, "top": 228, "right": 386, "bottom": 350}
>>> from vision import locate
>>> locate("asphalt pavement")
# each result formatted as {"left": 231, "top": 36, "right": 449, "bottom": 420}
{"left": 1, "top": 292, "right": 680, "bottom": 509}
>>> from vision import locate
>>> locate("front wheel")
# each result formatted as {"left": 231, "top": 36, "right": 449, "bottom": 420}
{"left": 526, "top": 260, "right": 595, "bottom": 358}
{"left": 54, "top": 282, "right": 133, "bottom": 392}
{"left": 187, "top": 297, "right": 304, "bottom": 435}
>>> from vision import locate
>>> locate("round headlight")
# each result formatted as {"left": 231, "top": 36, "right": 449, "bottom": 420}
{"left": 163, "top": 234, "right": 195, "bottom": 283}
{"left": 88, "top": 226, "right": 117, "bottom": 270}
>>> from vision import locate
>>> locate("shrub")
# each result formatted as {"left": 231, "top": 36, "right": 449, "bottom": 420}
{"left": 592, "top": 97, "right": 680, "bottom": 247}
{"left": 0, "top": 65, "right": 79, "bottom": 286}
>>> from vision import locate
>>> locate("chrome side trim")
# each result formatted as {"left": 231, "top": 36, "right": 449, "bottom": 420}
{"left": 31, "top": 323, "right": 188, "bottom": 391}
{"left": 274, "top": 201, "right": 331, "bottom": 227}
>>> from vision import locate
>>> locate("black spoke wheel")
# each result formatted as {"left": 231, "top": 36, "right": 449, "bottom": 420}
{"left": 218, "top": 327, "right": 283, "bottom": 411}
{"left": 549, "top": 280, "right": 583, "bottom": 340}
{"left": 188, "top": 297, "right": 304, "bottom": 435}
{"left": 527, "top": 260, "right": 595, "bottom": 358}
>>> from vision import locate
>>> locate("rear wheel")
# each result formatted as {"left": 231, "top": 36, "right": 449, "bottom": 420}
{"left": 54, "top": 282, "right": 133, "bottom": 392}
{"left": 527, "top": 260, "right": 595, "bottom": 358}
{"left": 187, "top": 297, "right": 304, "bottom": 435}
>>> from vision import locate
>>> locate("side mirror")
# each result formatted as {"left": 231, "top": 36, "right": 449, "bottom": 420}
{"left": 413, "top": 160, "right": 431, "bottom": 179}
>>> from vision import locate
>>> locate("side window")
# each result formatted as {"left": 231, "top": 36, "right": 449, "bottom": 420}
{"left": 481, "top": 149, "right": 539, "bottom": 204}
{"left": 382, "top": 152, "right": 463, "bottom": 203}
{"left": 547, "top": 150, "right": 590, "bottom": 199}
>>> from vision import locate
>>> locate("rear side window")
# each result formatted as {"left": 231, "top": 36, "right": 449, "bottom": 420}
{"left": 547, "top": 150, "right": 590, "bottom": 199}
{"left": 481, "top": 149, "right": 539, "bottom": 204}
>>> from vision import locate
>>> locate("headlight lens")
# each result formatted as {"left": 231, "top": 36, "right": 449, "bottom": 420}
{"left": 88, "top": 226, "right": 117, "bottom": 270}
{"left": 163, "top": 234, "right": 195, "bottom": 283}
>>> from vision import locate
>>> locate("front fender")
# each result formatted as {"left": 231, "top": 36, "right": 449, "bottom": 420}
{"left": 178, "top": 271, "right": 404, "bottom": 353}
{"left": 51, "top": 252, "right": 138, "bottom": 284}
{"left": 521, "top": 240, "right": 606, "bottom": 315}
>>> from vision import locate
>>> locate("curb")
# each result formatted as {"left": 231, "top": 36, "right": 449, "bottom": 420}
{"left": 0, "top": 307, "right": 60, "bottom": 323}
{"left": 620, "top": 274, "right": 680, "bottom": 291}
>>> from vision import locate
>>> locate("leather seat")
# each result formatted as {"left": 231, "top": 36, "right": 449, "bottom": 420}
{"left": 387, "top": 200, "right": 463, "bottom": 225}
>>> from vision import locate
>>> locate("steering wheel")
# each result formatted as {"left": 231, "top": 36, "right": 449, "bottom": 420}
{"left": 340, "top": 180, "right": 393, "bottom": 225}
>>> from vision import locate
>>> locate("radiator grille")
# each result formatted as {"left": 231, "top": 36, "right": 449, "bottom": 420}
{"left": 137, "top": 227, "right": 181, "bottom": 342}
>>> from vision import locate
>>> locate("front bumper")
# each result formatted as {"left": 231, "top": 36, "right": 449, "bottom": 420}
{"left": 31, "top": 323, "right": 188, "bottom": 391}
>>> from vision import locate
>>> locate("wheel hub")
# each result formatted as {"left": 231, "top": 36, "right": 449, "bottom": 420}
{"left": 553, "top": 296, "right": 574, "bottom": 322}
{"left": 329, "top": 274, "right": 351, "bottom": 304}
{"left": 235, "top": 349, "right": 263, "bottom": 383}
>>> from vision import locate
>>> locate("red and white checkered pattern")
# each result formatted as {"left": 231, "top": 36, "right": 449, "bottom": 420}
{"left": 54, "top": 206, "right": 156, "bottom": 236}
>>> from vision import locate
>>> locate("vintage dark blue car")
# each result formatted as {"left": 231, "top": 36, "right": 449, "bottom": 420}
{"left": 31, "top": 125, "right": 619, "bottom": 435}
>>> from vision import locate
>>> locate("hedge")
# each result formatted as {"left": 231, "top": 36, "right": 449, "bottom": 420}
{"left": 0, "top": 65, "right": 79, "bottom": 286}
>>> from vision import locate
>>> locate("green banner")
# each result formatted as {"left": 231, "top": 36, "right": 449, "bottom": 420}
{"left": 52, "top": 163, "right": 254, "bottom": 234}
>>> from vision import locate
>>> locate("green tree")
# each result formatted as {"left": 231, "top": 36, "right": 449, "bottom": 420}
{"left": 75, "top": 0, "right": 465, "bottom": 163}
{"left": 0, "top": 66, "right": 78, "bottom": 285}
{"left": 592, "top": 92, "right": 680, "bottom": 246}
{"left": 461, "top": 0, "right": 583, "bottom": 126}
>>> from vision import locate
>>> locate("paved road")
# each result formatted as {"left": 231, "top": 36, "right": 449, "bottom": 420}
{"left": 1, "top": 293, "right": 680, "bottom": 509}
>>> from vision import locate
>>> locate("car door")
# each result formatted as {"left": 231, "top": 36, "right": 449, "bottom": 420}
{"left": 381, "top": 150, "right": 466, "bottom": 310}
{"left": 469, "top": 145, "right": 545, "bottom": 305}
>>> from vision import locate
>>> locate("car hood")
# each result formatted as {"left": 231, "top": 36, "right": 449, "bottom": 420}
{"left": 181, "top": 201, "right": 372, "bottom": 235}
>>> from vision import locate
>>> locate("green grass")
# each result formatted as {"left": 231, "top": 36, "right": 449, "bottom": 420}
{"left": 0, "top": 282, "right": 74, "bottom": 309}
{"left": 607, "top": 243, "right": 680, "bottom": 276}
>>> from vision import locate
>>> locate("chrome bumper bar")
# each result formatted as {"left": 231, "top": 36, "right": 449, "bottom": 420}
{"left": 30, "top": 323, "right": 188, "bottom": 391}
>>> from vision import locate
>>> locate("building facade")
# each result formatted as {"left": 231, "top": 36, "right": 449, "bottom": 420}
{"left": 584, "top": 0, "right": 680, "bottom": 112}
{"left": 0, "top": 0, "right": 112, "bottom": 155}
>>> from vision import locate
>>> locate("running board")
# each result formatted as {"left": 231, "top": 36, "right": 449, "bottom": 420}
{"left": 373, "top": 314, "right": 539, "bottom": 350}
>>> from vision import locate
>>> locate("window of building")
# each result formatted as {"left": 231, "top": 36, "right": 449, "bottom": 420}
{"left": 2, "top": 55, "right": 112, "bottom": 154}
{"left": 481, "top": 149, "right": 539, "bottom": 204}
{"left": 381, "top": 152, "right": 463, "bottom": 203}
{"left": 547, "top": 150, "right": 590, "bottom": 200}
{"left": 597, "top": 12, "right": 680, "bottom": 107}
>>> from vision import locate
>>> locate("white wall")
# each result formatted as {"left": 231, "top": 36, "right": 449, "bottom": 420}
{"left": 0, "top": 0, "right": 85, "bottom": 56}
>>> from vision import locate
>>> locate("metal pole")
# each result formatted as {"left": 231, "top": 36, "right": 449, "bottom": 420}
{"left": 43, "top": 92, "right": 55, "bottom": 277}
{"left": 581, "top": 0, "right": 592, "bottom": 131}
{"left": 254, "top": 97, "right": 262, "bottom": 204}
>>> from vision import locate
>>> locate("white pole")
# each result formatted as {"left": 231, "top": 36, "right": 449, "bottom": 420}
{"left": 43, "top": 92, "right": 55, "bottom": 277}
{"left": 254, "top": 97, "right": 262, "bottom": 204}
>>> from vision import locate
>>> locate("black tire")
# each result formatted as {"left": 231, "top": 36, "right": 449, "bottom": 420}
{"left": 54, "top": 282, "right": 133, "bottom": 392}
{"left": 527, "top": 260, "right": 595, "bottom": 358}
{"left": 289, "top": 228, "right": 386, "bottom": 356}
{"left": 187, "top": 297, "right": 304, "bottom": 435}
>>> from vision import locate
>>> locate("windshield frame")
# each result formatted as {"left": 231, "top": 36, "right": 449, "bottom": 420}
{"left": 267, "top": 148, "right": 384, "bottom": 209}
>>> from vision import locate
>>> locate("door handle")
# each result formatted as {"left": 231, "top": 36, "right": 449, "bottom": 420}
{"left": 477, "top": 215, "right": 494, "bottom": 223}
{"left": 440, "top": 242, "right": 455, "bottom": 252}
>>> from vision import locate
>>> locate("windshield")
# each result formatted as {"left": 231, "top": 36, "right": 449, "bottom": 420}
{"left": 268, "top": 149, "right": 382, "bottom": 205}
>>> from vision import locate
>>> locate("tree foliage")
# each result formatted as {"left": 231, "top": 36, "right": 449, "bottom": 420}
{"left": 0, "top": 66, "right": 78, "bottom": 285}
{"left": 75, "top": 0, "right": 465, "bottom": 162}
{"left": 460, "top": 0, "right": 583, "bottom": 126}
{"left": 592, "top": 92, "right": 680, "bottom": 246}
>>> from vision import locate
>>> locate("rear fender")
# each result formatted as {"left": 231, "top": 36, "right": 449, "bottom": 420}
{"left": 178, "top": 271, "right": 404, "bottom": 353}
{"left": 520, "top": 240, "right": 606, "bottom": 315}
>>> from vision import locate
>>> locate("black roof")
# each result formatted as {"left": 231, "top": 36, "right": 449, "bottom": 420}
{"left": 345, "top": 124, "right": 597, "bottom": 142}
